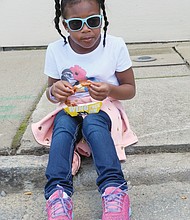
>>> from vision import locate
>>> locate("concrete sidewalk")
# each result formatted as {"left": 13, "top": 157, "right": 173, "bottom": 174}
{"left": 1, "top": 181, "right": 190, "bottom": 220}
{"left": 0, "top": 42, "right": 190, "bottom": 219}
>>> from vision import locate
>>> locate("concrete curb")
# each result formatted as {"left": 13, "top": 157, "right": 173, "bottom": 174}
{"left": 1, "top": 152, "right": 190, "bottom": 192}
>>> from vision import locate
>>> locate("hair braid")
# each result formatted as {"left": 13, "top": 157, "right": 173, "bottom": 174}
{"left": 99, "top": 0, "right": 109, "bottom": 47}
{"left": 54, "top": 0, "right": 67, "bottom": 44}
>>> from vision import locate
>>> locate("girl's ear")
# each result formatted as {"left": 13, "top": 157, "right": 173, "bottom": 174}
{"left": 62, "top": 20, "right": 69, "bottom": 32}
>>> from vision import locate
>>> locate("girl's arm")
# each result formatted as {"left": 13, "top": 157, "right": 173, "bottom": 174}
{"left": 88, "top": 67, "right": 136, "bottom": 101}
{"left": 46, "top": 77, "right": 74, "bottom": 103}
{"left": 111, "top": 67, "right": 136, "bottom": 100}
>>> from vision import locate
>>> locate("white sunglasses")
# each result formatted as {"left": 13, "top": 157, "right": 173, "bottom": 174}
{"left": 64, "top": 15, "right": 102, "bottom": 31}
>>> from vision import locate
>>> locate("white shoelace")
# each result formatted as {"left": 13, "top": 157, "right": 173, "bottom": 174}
{"left": 102, "top": 185, "right": 127, "bottom": 213}
{"left": 48, "top": 186, "right": 72, "bottom": 219}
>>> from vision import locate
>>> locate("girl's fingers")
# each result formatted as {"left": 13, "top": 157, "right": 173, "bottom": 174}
{"left": 52, "top": 85, "right": 74, "bottom": 102}
{"left": 61, "top": 81, "right": 73, "bottom": 90}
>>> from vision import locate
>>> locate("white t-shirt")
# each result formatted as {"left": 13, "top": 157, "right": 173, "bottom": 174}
{"left": 44, "top": 34, "right": 132, "bottom": 97}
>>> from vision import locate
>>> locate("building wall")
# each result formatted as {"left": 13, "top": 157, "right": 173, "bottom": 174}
{"left": 0, "top": 0, "right": 189, "bottom": 47}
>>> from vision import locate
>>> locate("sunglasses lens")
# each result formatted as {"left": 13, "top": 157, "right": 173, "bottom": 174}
{"left": 87, "top": 16, "right": 101, "bottom": 28}
{"left": 69, "top": 20, "right": 82, "bottom": 31}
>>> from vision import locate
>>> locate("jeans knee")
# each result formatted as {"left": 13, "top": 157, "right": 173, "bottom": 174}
{"left": 82, "top": 111, "right": 111, "bottom": 136}
{"left": 53, "top": 111, "right": 81, "bottom": 136}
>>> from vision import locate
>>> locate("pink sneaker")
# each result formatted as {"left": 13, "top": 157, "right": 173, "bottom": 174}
{"left": 102, "top": 185, "right": 131, "bottom": 220}
{"left": 46, "top": 185, "right": 73, "bottom": 220}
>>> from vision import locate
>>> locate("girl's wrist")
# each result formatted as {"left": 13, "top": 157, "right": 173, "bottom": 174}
{"left": 48, "top": 85, "right": 59, "bottom": 103}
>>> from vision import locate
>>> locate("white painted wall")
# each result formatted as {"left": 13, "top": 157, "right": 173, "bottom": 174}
{"left": 0, "top": 0, "right": 189, "bottom": 47}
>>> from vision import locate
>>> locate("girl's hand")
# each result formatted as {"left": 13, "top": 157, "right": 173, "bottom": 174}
{"left": 51, "top": 80, "right": 74, "bottom": 103}
{"left": 88, "top": 81, "right": 111, "bottom": 101}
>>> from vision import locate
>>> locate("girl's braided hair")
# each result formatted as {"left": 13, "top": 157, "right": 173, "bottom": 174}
{"left": 54, "top": 0, "right": 109, "bottom": 47}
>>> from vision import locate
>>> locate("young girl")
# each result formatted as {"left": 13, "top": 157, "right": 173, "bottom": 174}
{"left": 32, "top": 0, "right": 138, "bottom": 219}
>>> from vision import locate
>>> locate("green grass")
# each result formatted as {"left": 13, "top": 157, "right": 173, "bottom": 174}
{"left": 11, "top": 85, "right": 47, "bottom": 154}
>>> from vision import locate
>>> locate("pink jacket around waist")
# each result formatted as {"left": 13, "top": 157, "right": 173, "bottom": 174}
{"left": 31, "top": 96, "right": 138, "bottom": 174}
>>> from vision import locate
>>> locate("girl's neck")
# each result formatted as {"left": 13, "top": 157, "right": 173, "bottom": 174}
{"left": 68, "top": 35, "right": 101, "bottom": 54}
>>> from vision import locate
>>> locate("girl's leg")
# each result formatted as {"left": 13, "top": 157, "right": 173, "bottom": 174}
{"left": 82, "top": 110, "right": 127, "bottom": 194}
{"left": 45, "top": 110, "right": 82, "bottom": 199}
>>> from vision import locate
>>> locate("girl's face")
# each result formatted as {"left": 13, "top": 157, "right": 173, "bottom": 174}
{"left": 63, "top": 0, "right": 101, "bottom": 54}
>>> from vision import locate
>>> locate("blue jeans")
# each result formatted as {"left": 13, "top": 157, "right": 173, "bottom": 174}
{"left": 45, "top": 110, "right": 127, "bottom": 199}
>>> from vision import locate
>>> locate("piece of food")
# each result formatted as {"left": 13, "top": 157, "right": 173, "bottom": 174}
{"left": 73, "top": 81, "right": 91, "bottom": 93}
{"left": 80, "top": 81, "right": 91, "bottom": 87}
{"left": 65, "top": 99, "right": 78, "bottom": 106}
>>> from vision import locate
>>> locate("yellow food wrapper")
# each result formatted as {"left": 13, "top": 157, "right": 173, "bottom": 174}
{"left": 64, "top": 101, "right": 102, "bottom": 117}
